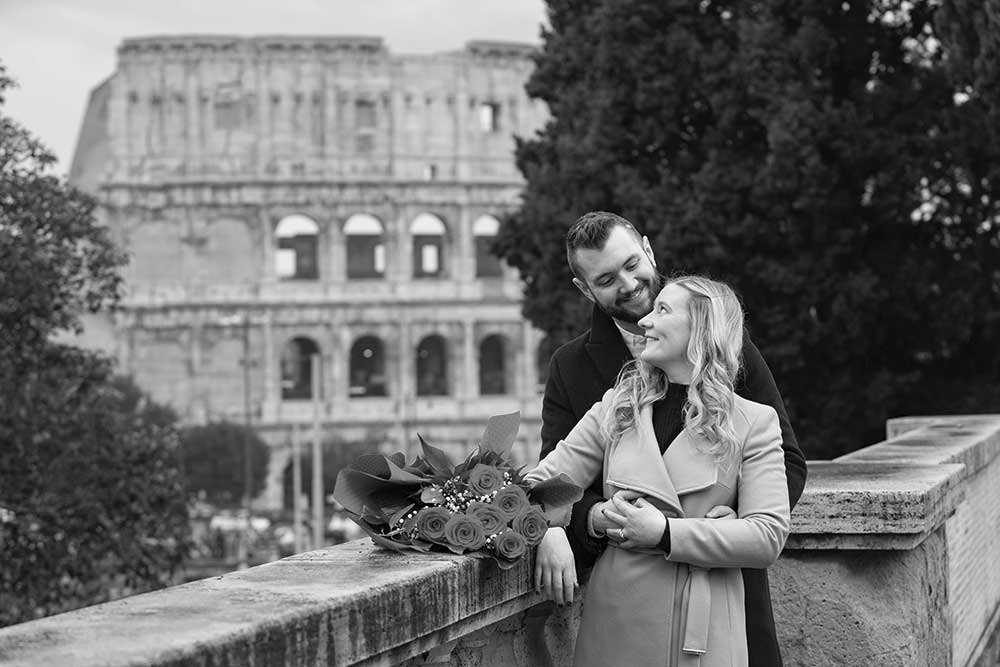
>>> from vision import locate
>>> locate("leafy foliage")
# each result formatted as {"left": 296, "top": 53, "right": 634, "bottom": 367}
{"left": 0, "top": 62, "right": 189, "bottom": 627}
{"left": 496, "top": 0, "right": 1000, "bottom": 457}
{"left": 178, "top": 422, "right": 271, "bottom": 507}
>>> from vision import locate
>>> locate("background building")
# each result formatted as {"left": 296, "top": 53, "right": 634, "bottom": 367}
{"left": 69, "top": 35, "right": 551, "bottom": 508}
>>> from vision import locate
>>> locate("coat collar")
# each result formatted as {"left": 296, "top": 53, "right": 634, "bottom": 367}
{"left": 606, "top": 403, "right": 719, "bottom": 518}
{"left": 584, "top": 305, "right": 633, "bottom": 386}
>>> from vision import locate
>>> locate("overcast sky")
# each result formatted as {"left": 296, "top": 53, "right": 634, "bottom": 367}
{"left": 0, "top": 0, "right": 549, "bottom": 175}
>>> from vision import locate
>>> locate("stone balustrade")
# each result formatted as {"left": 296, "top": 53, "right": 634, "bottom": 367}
{"left": 1, "top": 415, "right": 999, "bottom": 667}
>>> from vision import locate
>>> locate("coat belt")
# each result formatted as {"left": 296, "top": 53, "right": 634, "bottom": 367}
{"left": 681, "top": 565, "right": 711, "bottom": 656}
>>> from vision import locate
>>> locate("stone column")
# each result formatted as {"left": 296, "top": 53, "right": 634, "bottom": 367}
{"left": 463, "top": 318, "right": 476, "bottom": 400}
{"left": 262, "top": 310, "right": 277, "bottom": 422}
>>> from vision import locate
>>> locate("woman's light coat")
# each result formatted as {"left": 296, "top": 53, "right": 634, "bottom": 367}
{"left": 526, "top": 389, "right": 791, "bottom": 667}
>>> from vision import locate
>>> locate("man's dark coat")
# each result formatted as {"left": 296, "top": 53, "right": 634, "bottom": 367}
{"left": 540, "top": 305, "right": 808, "bottom": 667}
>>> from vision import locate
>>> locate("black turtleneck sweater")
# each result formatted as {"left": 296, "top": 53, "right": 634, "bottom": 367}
{"left": 650, "top": 382, "right": 688, "bottom": 553}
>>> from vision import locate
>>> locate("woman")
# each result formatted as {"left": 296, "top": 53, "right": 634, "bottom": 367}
{"left": 524, "top": 275, "right": 790, "bottom": 667}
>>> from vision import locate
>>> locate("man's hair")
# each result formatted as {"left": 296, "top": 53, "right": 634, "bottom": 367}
{"left": 565, "top": 211, "right": 643, "bottom": 280}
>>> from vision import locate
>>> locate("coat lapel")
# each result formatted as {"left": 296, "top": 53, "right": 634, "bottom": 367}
{"left": 584, "top": 306, "right": 632, "bottom": 386}
{"left": 605, "top": 404, "right": 685, "bottom": 517}
{"left": 606, "top": 406, "right": 724, "bottom": 518}
{"left": 663, "top": 430, "right": 720, "bottom": 495}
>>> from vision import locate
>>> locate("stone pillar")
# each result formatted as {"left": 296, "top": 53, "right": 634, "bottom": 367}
{"left": 394, "top": 205, "right": 412, "bottom": 284}
{"left": 185, "top": 57, "right": 201, "bottom": 171}
{"left": 463, "top": 318, "right": 476, "bottom": 400}
{"left": 259, "top": 208, "right": 275, "bottom": 284}
{"left": 262, "top": 311, "right": 277, "bottom": 422}
{"left": 454, "top": 205, "right": 474, "bottom": 284}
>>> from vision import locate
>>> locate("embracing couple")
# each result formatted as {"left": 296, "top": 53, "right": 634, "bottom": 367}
{"left": 522, "top": 211, "right": 808, "bottom": 667}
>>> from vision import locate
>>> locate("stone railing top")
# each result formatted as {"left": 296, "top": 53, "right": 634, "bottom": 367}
{"left": 787, "top": 414, "right": 1000, "bottom": 550}
{"left": 857, "top": 415, "right": 1000, "bottom": 477}
{"left": 0, "top": 542, "right": 544, "bottom": 667}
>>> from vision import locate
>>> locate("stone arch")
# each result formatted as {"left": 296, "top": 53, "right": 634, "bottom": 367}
{"left": 275, "top": 214, "right": 319, "bottom": 280}
{"left": 473, "top": 214, "right": 503, "bottom": 278}
{"left": 416, "top": 334, "right": 449, "bottom": 396}
{"left": 410, "top": 212, "right": 448, "bottom": 278}
{"left": 349, "top": 334, "right": 387, "bottom": 397}
{"left": 343, "top": 213, "right": 386, "bottom": 279}
{"left": 479, "top": 333, "right": 510, "bottom": 395}
{"left": 281, "top": 336, "right": 321, "bottom": 400}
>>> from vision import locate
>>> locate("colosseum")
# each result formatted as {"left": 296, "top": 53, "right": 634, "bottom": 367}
{"left": 68, "top": 35, "right": 551, "bottom": 508}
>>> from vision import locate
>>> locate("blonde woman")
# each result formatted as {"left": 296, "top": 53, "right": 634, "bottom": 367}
{"left": 525, "top": 275, "right": 790, "bottom": 667}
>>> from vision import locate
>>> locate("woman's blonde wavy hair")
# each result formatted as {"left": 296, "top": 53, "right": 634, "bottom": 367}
{"left": 600, "top": 275, "right": 745, "bottom": 462}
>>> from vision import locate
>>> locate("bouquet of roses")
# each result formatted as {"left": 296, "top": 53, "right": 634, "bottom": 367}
{"left": 332, "top": 411, "right": 582, "bottom": 568}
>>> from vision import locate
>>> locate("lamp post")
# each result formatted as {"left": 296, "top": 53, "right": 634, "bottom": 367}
{"left": 239, "top": 314, "right": 253, "bottom": 569}
{"left": 220, "top": 313, "right": 255, "bottom": 570}
{"left": 310, "top": 353, "right": 323, "bottom": 550}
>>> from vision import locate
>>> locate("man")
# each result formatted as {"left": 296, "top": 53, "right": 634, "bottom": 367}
{"left": 537, "top": 211, "right": 807, "bottom": 667}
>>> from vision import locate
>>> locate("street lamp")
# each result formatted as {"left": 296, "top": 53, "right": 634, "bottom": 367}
{"left": 220, "top": 313, "right": 255, "bottom": 569}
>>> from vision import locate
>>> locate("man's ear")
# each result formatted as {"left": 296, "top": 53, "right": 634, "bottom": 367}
{"left": 642, "top": 236, "right": 656, "bottom": 267}
{"left": 572, "top": 277, "right": 596, "bottom": 303}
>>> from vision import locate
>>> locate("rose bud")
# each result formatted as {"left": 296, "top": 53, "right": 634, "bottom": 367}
{"left": 493, "top": 484, "right": 530, "bottom": 520}
{"left": 444, "top": 514, "right": 487, "bottom": 551}
{"left": 466, "top": 502, "right": 506, "bottom": 535}
{"left": 511, "top": 505, "right": 548, "bottom": 546}
{"left": 493, "top": 529, "right": 527, "bottom": 561}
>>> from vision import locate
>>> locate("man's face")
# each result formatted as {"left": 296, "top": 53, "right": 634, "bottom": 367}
{"left": 572, "top": 226, "right": 662, "bottom": 324}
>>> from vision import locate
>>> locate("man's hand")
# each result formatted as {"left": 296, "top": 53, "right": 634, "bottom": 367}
{"left": 534, "top": 527, "right": 578, "bottom": 605}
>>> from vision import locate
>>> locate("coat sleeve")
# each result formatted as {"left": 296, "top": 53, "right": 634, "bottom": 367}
{"left": 526, "top": 393, "right": 610, "bottom": 526}
{"left": 540, "top": 351, "right": 608, "bottom": 561}
{"left": 665, "top": 406, "right": 791, "bottom": 569}
{"left": 740, "top": 334, "right": 808, "bottom": 509}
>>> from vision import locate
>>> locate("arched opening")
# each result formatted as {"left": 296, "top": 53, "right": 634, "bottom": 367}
{"left": 473, "top": 215, "right": 502, "bottom": 278}
{"left": 275, "top": 215, "right": 319, "bottom": 280}
{"left": 344, "top": 214, "right": 386, "bottom": 279}
{"left": 281, "top": 337, "right": 320, "bottom": 400}
{"left": 410, "top": 213, "right": 446, "bottom": 278}
{"left": 416, "top": 335, "right": 449, "bottom": 396}
{"left": 349, "top": 335, "right": 387, "bottom": 397}
{"left": 479, "top": 334, "right": 508, "bottom": 395}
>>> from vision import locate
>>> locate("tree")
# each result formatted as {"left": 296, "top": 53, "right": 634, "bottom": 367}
{"left": 179, "top": 422, "right": 271, "bottom": 507}
{"left": 496, "top": 0, "right": 1000, "bottom": 457}
{"left": 0, "top": 62, "right": 190, "bottom": 627}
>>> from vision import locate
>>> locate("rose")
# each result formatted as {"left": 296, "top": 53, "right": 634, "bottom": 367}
{"left": 467, "top": 464, "right": 505, "bottom": 496}
{"left": 492, "top": 529, "right": 527, "bottom": 561}
{"left": 466, "top": 502, "right": 506, "bottom": 535}
{"left": 493, "top": 484, "right": 530, "bottom": 520}
{"left": 511, "top": 505, "right": 548, "bottom": 546}
{"left": 414, "top": 506, "right": 452, "bottom": 542}
{"left": 444, "top": 514, "right": 487, "bottom": 551}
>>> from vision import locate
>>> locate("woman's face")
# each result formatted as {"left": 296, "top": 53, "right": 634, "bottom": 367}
{"left": 637, "top": 283, "right": 693, "bottom": 373}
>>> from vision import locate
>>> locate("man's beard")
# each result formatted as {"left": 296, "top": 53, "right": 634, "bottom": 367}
{"left": 599, "top": 273, "right": 663, "bottom": 324}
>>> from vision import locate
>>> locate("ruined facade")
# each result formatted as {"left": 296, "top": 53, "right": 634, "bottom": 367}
{"left": 69, "top": 36, "right": 552, "bottom": 508}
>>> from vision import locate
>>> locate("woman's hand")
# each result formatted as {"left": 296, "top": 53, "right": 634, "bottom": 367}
{"left": 534, "top": 527, "right": 578, "bottom": 605}
{"left": 604, "top": 492, "right": 666, "bottom": 550}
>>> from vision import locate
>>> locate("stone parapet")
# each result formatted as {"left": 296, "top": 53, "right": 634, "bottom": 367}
{"left": 2, "top": 415, "right": 999, "bottom": 667}
{"left": 773, "top": 414, "right": 1000, "bottom": 667}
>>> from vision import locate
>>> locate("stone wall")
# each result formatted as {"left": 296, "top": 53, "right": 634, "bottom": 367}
{"left": 4, "top": 415, "right": 998, "bottom": 666}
